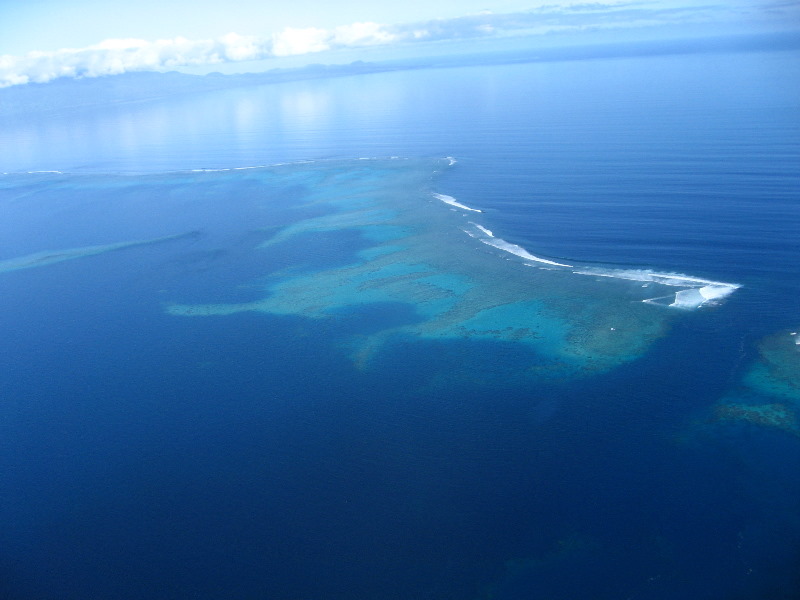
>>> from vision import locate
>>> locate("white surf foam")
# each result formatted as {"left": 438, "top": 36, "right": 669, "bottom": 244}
{"left": 432, "top": 193, "right": 482, "bottom": 213}
{"left": 191, "top": 165, "right": 269, "bottom": 172}
{"left": 574, "top": 267, "right": 740, "bottom": 309}
{"left": 463, "top": 222, "right": 572, "bottom": 268}
{"left": 670, "top": 285, "right": 739, "bottom": 309}
{"left": 480, "top": 238, "right": 573, "bottom": 267}
{"left": 572, "top": 268, "right": 724, "bottom": 288}
{"left": 472, "top": 223, "right": 494, "bottom": 237}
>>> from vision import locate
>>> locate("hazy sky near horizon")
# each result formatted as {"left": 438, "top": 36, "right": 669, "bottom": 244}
{"left": 1, "top": 0, "right": 798, "bottom": 86}
{"left": 3, "top": 0, "right": 541, "bottom": 54}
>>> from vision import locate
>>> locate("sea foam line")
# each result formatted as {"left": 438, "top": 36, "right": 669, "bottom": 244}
{"left": 481, "top": 238, "right": 574, "bottom": 267}
{"left": 573, "top": 267, "right": 741, "bottom": 309}
{"left": 464, "top": 221, "right": 573, "bottom": 268}
{"left": 462, "top": 217, "right": 738, "bottom": 308}
{"left": 189, "top": 160, "right": 316, "bottom": 173}
{"left": 432, "top": 193, "right": 482, "bottom": 213}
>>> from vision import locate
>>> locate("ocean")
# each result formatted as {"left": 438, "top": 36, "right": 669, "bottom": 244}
{"left": 1, "top": 45, "right": 799, "bottom": 599}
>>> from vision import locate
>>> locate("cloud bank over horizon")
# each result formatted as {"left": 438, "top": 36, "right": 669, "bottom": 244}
{"left": 1, "top": 2, "right": 796, "bottom": 87}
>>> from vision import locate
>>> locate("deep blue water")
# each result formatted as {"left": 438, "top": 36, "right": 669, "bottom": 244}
{"left": 1, "top": 47, "right": 799, "bottom": 599}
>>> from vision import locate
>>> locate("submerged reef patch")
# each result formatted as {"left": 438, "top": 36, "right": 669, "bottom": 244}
{"left": 0, "top": 232, "right": 195, "bottom": 274}
{"left": 712, "top": 329, "right": 800, "bottom": 437}
{"left": 167, "top": 158, "right": 733, "bottom": 376}
{"left": 714, "top": 403, "right": 798, "bottom": 436}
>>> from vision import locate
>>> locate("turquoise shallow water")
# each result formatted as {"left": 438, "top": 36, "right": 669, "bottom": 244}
{"left": 164, "top": 159, "right": 685, "bottom": 376}
{"left": 0, "top": 46, "right": 799, "bottom": 599}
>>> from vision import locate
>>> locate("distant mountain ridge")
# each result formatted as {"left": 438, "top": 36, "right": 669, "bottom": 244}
{"left": 0, "top": 61, "right": 404, "bottom": 117}
{"left": 1, "top": 31, "right": 796, "bottom": 118}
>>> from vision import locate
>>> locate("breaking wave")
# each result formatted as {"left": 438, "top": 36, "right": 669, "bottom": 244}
{"left": 459, "top": 221, "right": 738, "bottom": 309}
{"left": 572, "top": 268, "right": 741, "bottom": 309}
{"left": 432, "top": 193, "right": 482, "bottom": 213}
{"left": 463, "top": 222, "right": 573, "bottom": 268}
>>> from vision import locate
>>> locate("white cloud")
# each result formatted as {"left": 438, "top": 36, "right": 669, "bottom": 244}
{"left": 0, "top": 2, "right": 789, "bottom": 87}
{"left": 271, "top": 27, "right": 330, "bottom": 57}
{"left": 218, "top": 33, "right": 264, "bottom": 62}
{"left": 0, "top": 22, "right": 407, "bottom": 86}
{"left": 333, "top": 22, "right": 398, "bottom": 46}
{"left": 0, "top": 34, "right": 269, "bottom": 86}
{"left": 91, "top": 38, "right": 150, "bottom": 51}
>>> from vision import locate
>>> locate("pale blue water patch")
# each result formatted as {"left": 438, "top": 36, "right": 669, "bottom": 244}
{"left": 357, "top": 244, "right": 406, "bottom": 260}
{"left": 458, "top": 300, "right": 568, "bottom": 353}
{"left": 413, "top": 272, "right": 474, "bottom": 296}
{"left": 360, "top": 224, "right": 408, "bottom": 242}
{"left": 350, "top": 261, "right": 433, "bottom": 282}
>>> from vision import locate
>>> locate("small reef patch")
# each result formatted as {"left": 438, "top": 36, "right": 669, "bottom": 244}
{"left": 712, "top": 329, "right": 800, "bottom": 437}
{"left": 0, "top": 233, "right": 196, "bottom": 274}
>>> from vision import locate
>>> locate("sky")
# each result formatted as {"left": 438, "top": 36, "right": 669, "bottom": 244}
{"left": 1, "top": 0, "right": 798, "bottom": 87}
